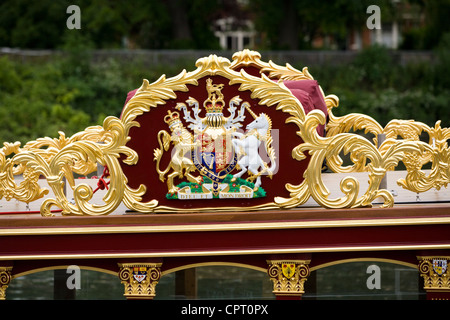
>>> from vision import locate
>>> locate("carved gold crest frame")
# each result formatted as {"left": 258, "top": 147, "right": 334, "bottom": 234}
{"left": 0, "top": 50, "right": 448, "bottom": 216}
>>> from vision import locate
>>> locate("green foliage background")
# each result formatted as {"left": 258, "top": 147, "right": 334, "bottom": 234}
{"left": 1, "top": 41, "right": 449, "bottom": 145}
{"left": 0, "top": 49, "right": 192, "bottom": 144}
{"left": 1, "top": 0, "right": 448, "bottom": 51}
{"left": 0, "top": 0, "right": 449, "bottom": 145}
{"left": 310, "top": 39, "right": 450, "bottom": 127}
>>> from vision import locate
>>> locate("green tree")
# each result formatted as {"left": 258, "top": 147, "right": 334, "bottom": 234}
{"left": 0, "top": 56, "right": 92, "bottom": 143}
{"left": 0, "top": 0, "right": 220, "bottom": 49}
{"left": 0, "top": 0, "right": 68, "bottom": 48}
{"left": 422, "top": 0, "right": 450, "bottom": 49}
{"left": 400, "top": 0, "right": 450, "bottom": 50}
{"left": 250, "top": 0, "right": 402, "bottom": 50}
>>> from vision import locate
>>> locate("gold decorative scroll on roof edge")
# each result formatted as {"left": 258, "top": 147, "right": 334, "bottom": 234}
{"left": 0, "top": 50, "right": 448, "bottom": 216}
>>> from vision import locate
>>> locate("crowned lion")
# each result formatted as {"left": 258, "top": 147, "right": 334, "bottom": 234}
{"left": 153, "top": 111, "right": 202, "bottom": 194}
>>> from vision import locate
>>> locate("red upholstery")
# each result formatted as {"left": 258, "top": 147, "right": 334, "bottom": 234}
{"left": 283, "top": 80, "right": 328, "bottom": 118}
{"left": 125, "top": 88, "right": 138, "bottom": 104}
{"left": 287, "top": 89, "right": 314, "bottom": 115}
{"left": 282, "top": 80, "right": 328, "bottom": 136}
{"left": 120, "top": 88, "right": 138, "bottom": 118}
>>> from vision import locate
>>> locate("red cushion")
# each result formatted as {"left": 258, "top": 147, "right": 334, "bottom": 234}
{"left": 120, "top": 89, "right": 138, "bottom": 118}
{"left": 125, "top": 88, "right": 138, "bottom": 103}
{"left": 283, "top": 80, "right": 328, "bottom": 136}
{"left": 283, "top": 80, "right": 328, "bottom": 118}
{"left": 288, "top": 88, "right": 324, "bottom": 136}
{"left": 289, "top": 88, "right": 314, "bottom": 114}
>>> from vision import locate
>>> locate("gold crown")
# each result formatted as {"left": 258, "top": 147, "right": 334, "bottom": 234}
{"left": 204, "top": 100, "right": 224, "bottom": 114}
{"left": 164, "top": 111, "right": 182, "bottom": 128}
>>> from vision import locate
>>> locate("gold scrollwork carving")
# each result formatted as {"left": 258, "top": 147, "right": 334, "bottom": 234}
{"left": 0, "top": 50, "right": 448, "bottom": 215}
{"left": 232, "top": 49, "right": 450, "bottom": 204}
{"left": 29, "top": 53, "right": 309, "bottom": 215}
{"left": 323, "top": 86, "right": 450, "bottom": 195}
{"left": 231, "top": 49, "right": 315, "bottom": 81}
{"left": 418, "top": 257, "right": 450, "bottom": 291}
{"left": 389, "top": 120, "right": 450, "bottom": 193}
{"left": 0, "top": 266, "right": 12, "bottom": 300}
{"left": 118, "top": 263, "right": 162, "bottom": 299}
{"left": 267, "top": 260, "right": 310, "bottom": 296}
{"left": 0, "top": 125, "right": 110, "bottom": 207}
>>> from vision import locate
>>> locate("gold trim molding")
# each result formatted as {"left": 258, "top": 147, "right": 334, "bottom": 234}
{"left": 2, "top": 215, "right": 450, "bottom": 236}
{"left": 3, "top": 244, "right": 450, "bottom": 261}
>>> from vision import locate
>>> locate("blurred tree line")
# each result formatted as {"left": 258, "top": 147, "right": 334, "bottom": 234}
{"left": 0, "top": 0, "right": 449, "bottom": 145}
{"left": 0, "top": 0, "right": 221, "bottom": 50}
{"left": 310, "top": 40, "right": 450, "bottom": 126}
{"left": 0, "top": 41, "right": 449, "bottom": 145}
{"left": 0, "top": 0, "right": 449, "bottom": 50}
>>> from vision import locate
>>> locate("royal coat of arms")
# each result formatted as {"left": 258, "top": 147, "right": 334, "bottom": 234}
{"left": 153, "top": 78, "right": 277, "bottom": 200}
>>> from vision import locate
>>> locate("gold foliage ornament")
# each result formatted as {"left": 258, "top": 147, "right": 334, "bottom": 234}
{"left": 0, "top": 266, "right": 12, "bottom": 300}
{"left": 325, "top": 99, "right": 450, "bottom": 195}
{"left": 118, "top": 263, "right": 162, "bottom": 299}
{"left": 231, "top": 50, "right": 450, "bottom": 206}
{"left": 0, "top": 51, "right": 449, "bottom": 216}
{"left": 418, "top": 257, "right": 450, "bottom": 291}
{"left": 267, "top": 260, "right": 310, "bottom": 295}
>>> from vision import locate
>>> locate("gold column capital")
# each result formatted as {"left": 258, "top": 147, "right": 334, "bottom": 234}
{"left": 267, "top": 259, "right": 310, "bottom": 297}
{"left": 0, "top": 266, "right": 13, "bottom": 300}
{"left": 418, "top": 256, "right": 450, "bottom": 293}
{"left": 118, "top": 262, "right": 162, "bottom": 300}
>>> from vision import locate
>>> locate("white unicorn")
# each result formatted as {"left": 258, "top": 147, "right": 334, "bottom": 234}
{"left": 231, "top": 112, "right": 277, "bottom": 190}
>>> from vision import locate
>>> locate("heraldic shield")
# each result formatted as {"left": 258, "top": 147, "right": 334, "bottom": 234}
{"left": 433, "top": 259, "right": 448, "bottom": 276}
{"left": 133, "top": 267, "right": 147, "bottom": 283}
{"left": 119, "top": 55, "right": 313, "bottom": 213}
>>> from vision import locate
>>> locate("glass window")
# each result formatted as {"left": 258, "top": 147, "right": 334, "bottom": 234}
{"left": 7, "top": 269, "right": 124, "bottom": 300}
{"left": 7, "top": 270, "right": 54, "bottom": 300}
{"left": 6, "top": 261, "right": 425, "bottom": 300}
{"left": 303, "top": 261, "right": 426, "bottom": 300}
{"left": 155, "top": 266, "right": 275, "bottom": 300}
